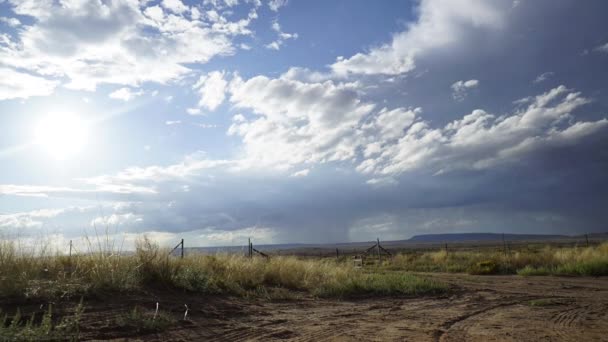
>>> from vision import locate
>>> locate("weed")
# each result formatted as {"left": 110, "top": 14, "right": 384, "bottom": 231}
{"left": 116, "top": 306, "right": 174, "bottom": 334}
{"left": 0, "top": 299, "right": 84, "bottom": 341}
{"left": 528, "top": 299, "right": 560, "bottom": 307}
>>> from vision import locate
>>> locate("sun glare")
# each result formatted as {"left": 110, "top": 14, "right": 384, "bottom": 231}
{"left": 34, "top": 112, "right": 89, "bottom": 160}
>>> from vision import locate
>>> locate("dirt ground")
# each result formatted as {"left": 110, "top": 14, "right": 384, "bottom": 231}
{"left": 4, "top": 273, "right": 608, "bottom": 341}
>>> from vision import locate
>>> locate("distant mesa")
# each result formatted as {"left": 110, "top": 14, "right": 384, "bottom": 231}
{"left": 406, "top": 232, "right": 607, "bottom": 243}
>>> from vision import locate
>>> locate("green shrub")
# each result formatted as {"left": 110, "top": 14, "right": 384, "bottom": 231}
{"left": 467, "top": 260, "right": 500, "bottom": 275}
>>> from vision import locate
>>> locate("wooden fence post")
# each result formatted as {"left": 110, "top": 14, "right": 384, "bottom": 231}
{"left": 180, "top": 238, "right": 184, "bottom": 259}
{"left": 336, "top": 248, "right": 339, "bottom": 260}
{"left": 502, "top": 233, "right": 507, "bottom": 257}
{"left": 69, "top": 240, "right": 72, "bottom": 258}
{"left": 586, "top": 234, "right": 590, "bottom": 247}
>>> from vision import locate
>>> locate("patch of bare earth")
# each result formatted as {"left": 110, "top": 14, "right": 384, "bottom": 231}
{"left": 3, "top": 274, "right": 608, "bottom": 341}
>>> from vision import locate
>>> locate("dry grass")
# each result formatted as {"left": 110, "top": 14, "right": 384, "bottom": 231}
{"left": 389, "top": 242, "right": 608, "bottom": 276}
{"left": 0, "top": 237, "right": 445, "bottom": 301}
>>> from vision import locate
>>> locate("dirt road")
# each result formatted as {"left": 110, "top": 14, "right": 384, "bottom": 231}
{"left": 48, "top": 274, "right": 608, "bottom": 341}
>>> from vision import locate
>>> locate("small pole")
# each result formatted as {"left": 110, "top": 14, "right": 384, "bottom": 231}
{"left": 585, "top": 234, "right": 590, "bottom": 247}
{"left": 444, "top": 243, "right": 448, "bottom": 256}
{"left": 336, "top": 248, "right": 339, "bottom": 260}
{"left": 180, "top": 238, "right": 184, "bottom": 259}
{"left": 377, "top": 238, "right": 381, "bottom": 264}
{"left": 502, "top": 233, "right": 507, "bottom": 257}
{"left": 69, "top": 240, "right": 72, "bottom": 258}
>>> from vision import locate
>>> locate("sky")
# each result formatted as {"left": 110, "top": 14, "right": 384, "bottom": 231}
{"left": 1, "top": 0, "right": 608, "bottom": 251}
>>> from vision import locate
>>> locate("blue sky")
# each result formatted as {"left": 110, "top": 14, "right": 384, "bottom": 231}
{"left": 1, "top": 0, "right": 608, "bottom": 250}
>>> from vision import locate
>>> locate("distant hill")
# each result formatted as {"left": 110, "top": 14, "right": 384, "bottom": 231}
{"left": 183, "top": 232, "right": 607, "bottom": 254}
{"left": 407, "top": 233, "right": 570, "bottom": 243}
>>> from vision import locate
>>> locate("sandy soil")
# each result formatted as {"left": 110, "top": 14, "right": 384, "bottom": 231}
{"left": 4, "top": 274, "right": 608, "bottom": 341}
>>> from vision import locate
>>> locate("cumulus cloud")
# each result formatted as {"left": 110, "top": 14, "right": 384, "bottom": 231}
{"left": 227, "top": 73, "right": 607, "bottom": 179}
{"left": 0, "top": 0, "right": 258, "bottom": 91}
{"left": 227, "top": 74, "right": 375, "bottom": 169}
{"left": 0, "top": 67, "right": 58, "bottom": 100}
{"left": 451, "top": 79, "right": 479, "bottom": 101}
{"left": 193, "top": 70, "right": 228, "bottom": 111}
{"left": 360, "top": 85, "right": 606, "bottom": 176}
{"left": 331, "top": 0, "right": 509, "bottom": 76}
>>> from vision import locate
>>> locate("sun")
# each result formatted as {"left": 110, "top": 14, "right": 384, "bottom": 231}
{"left": 34, "top": 112, "right": 89, "bottom": 160}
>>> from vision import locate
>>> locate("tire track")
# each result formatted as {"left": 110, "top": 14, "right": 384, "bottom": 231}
{"left": 435, "top": 297, "right": 537, "bottom": 342}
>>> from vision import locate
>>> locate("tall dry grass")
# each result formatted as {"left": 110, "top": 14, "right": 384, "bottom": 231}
{"left": 0, "top": 237, "right": 445, "bottom": 300}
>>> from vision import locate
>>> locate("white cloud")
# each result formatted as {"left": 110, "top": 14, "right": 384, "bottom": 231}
{"left": 228, "top": 74, "right": 375, "bottom": 170}
{"left": 290, "top": 169, "right": 310, "bottom": 177}
{"left": 0, "top": 17, "right": 21, "bottom": 27}
{"left": 91, "top": 213, "right": 143, "bottom": 228}
{"left": 109, "top": 87, "right": 144, "bottom": 101}
{"left": 195, "top": 123, "right": 218, "bottom": 128}
{"left": 0, "top": 181, "right": 155, "bottom": 198}
{"left": 265, "top": 20, "right": 298, "bottom": 50}
{"left": 0, "top": 67, "right": 58, "bottom": 100}
{"left": 361, "top": 85, "right": 606, "bottom": 176}
{"left": 81, "top": 153, "right": 235, "bottom": 185}
{"left": 451, "top": 79, "right": 479, "bottom": 101}
{"left": 193, "top": 70, "right": 228, "bottom": 111}
{"left": 0, "top": 0, "right": 257, "bottom": 91}
{"left": 268, "top": 0, "right": 288, "bottom": 12}
{"left": 187, "top": 107, "right": 202, "bottom": 115}
{"left": 227, "top": 73, "right": 606, "bottom": 179}
{"left": 0, "top": 208, "right": 67, "bottom": 230}
{"left": 533, "top": 72, "right": 554, "bottom": 84}
{"left": 204, "top": 0, "right": 242, "bottom": 9}
{"left": 161, "top": 0, "right": 189, "bottom": 14}
{"left": 165, "top": 120, "right": 182, "bottom": 125}
{"left": 332, "top": 0, "right": 508, "bottom": 76}
{"left": 595, "top": 42, "right": 608, "bottom": 53}
{"left": 0, "top": 184, "right": 81, "bottom": 197}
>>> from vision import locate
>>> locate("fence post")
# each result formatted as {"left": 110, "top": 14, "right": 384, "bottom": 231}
{"left": 336, "top": 248, "right": 339, "bottom": 260}
{"left": 444, "top": 243, "right": 448, "bottom": 255}
{"left": 377, "top": 238, "right": 381, "bottom": 264}
{"left": 69, "top": 240, "right": 72, "bottom": 258}
{"left": 585, "top": 234, "right": 590, "bottom": 247}
{"left": 502, "top": 233, "right": 507, "bottom": 257}
{"left": 180, "top": 238, "right": 184, "bottom": 259}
